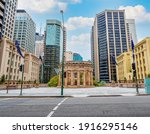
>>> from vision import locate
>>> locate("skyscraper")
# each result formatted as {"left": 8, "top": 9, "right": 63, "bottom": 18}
{"left": 0, "top": 0, "right": 5, "bottom": 38}
{"left": 35, "top": 33, "right": 44, "bottom": 58}
{"left": 91, "top": 10, "right": 129, "bottom": 82}
{"left": 43, "top": 19, "right": 62, "bottom": 83}
{"left": 2, "top": 0, "right": 18, "bottom": 40}
{"left": 126, "top": 19, "right": 138, "bottom": 48}
{"left": 14, "top": 10, "right": 36, "bottom": 54}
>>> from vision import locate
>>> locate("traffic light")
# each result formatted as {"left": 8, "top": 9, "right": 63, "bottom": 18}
{"left": 132, "top": 63, "right": 136, "bottom": 70}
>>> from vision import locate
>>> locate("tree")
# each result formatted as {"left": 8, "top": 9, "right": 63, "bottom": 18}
{"left": 0, "top": 75, "right": 5, "bottom": 84}
{"left": 147, "top": 74, "right": 150, "bottom": 78}
{"left": 48, "top": 75, "right": 59, "bottom": 87}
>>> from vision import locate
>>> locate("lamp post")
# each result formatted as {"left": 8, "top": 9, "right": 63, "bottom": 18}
{"left": 60, "top": 10, "right": 65, "bottom": 96}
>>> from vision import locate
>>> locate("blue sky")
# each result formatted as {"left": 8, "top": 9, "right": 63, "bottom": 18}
{"left": 18, "top": 0, "right": 150, "bottom": 60}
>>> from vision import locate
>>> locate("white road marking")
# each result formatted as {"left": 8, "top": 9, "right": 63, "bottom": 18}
{"left": 0, "top": 98, "right": 13, "bottom": 102}
{"left": 47, "top": 111, "right": 54, "bottom": 117}
{"left": 47, "top": 98, "right": 68, "bottom": 117}
{"left": 53, "top": 106, "right": 59, "bottom": 111}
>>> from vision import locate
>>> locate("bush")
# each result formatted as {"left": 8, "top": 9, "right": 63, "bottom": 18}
{"left": 48, "top": 75, "right": 59, "bottom": 87}
{"left": 147, "top": 74, "right": 150, "bottom": 78}
{"left": 98, "top": 81, "right": 106, "bottom": 86}
{"left": 93, "top": 80, "right": 106, "bottom": 87}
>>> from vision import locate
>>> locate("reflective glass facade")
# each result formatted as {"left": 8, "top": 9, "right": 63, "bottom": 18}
{"left": 96, "top": 10, "right": 128, "bottom": 82}
{"left": 43, "top": 20, "right": 62, "bottom": 83}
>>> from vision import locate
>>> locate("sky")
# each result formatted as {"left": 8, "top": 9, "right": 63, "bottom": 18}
{"left": 18, "top": 0, "right": 150, "bottom": 61}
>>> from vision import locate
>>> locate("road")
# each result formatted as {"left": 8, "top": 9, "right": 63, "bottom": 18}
{"left": 0, "top": 96, "right": 150, "bottom": 117}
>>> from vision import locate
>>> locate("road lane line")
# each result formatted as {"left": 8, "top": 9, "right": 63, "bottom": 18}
{"left": 47, "top": 98, "right": 68, "bottom": 117}
{"left": 53, "top": 106, "right": 59, "bottom": 111}
{"left": 47, "top": 111, "right": 54, "bottom": 117}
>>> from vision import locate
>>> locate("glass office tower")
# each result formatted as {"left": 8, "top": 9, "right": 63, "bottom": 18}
{"left": 92, "top": 10, "right": 129, "bottom": 82}
{"left": 14, "top": 10, "right": 36, "bottom": 54}
{"left": 43, "top": 20, "right": 62, "bottom": 83}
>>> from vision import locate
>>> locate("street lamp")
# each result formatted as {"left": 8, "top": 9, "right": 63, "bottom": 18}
{"left": 60, "top": 10, "right": 65, "bottom": 96}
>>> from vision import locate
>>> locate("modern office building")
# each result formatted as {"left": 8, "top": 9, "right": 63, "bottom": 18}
{"left": 2, "top": 0, "right": 18, "bottom": 40}
{"left": 43, "top": 19, "right": 62, "bottom": 83}
{"left": 73, "top": 53, "right": 83, "bottom": 61}
{"left": 134, "top": 37, "right": 150, "bottom": 80}
{"left": 116, "top": 51, "right": 133, "bottom": 81}
{"left": 63, "top": 26, "right": 67, "bottom": 52}
{"left": 91, "top": 10, "right": 129, "bottom": 82}
{"left": 126, "top": 19, "right": 138, "bottom": 49}
{"left": 13, "top": 10, "right": 36, "bottom": 54}
{"left": 0, "top": 0, "right": 5, "bottom": 38}
{"left": 35, "top": 33, "right": 44, "bottom": 58}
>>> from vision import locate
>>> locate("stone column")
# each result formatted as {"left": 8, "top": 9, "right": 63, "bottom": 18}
{"left": 58, "top": 73, "right": 61, "bottom": 86}
{"left": 91, "top": 71, "right": 93, "bottom": 85}
{"left": 88, "top": 71, "right": 91, "bottom": 86}
{"left": 65, "top": 71, "right": 68, "bottom": 87}
{"left": 71, "top": 71, "right": 74, "bottom": 86}
{"left": 83, "top": 71, "right": 86, "bottom": 86}
{"left": 77, "top": 71, "right": 80, "bottom": 87}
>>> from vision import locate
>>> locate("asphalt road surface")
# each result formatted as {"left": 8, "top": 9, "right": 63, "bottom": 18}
{"left": 0, "top": 96, "right": 150, "bottom": 117}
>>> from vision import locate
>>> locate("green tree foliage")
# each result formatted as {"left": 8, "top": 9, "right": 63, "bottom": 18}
{"left": 147, "top": 74, "right": 150, "bottom": 78}
{"left": 48, "top": 75, "right": 59, "bottom": 87}
{"left": 0, "top": 75, "right": 5, "bottom": 84}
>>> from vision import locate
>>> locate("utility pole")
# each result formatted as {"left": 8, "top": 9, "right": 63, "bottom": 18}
{"left": 60, "top": 10, "right": 65, "bottom": 96}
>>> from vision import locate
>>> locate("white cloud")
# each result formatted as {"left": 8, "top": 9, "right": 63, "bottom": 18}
{"left": 119, "top": 5, "right": 150, "bottom": 23}
{"left": 67, "top": 33, "right": 91, "bottom": 60}
{"left": 66, "top": 16, "right": 94, "bottom": 30}
{"left": 18, "top": 0, "right": 81, "bottom": 13}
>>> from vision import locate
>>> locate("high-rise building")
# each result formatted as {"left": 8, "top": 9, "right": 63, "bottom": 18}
{"left": 73, "top": 53, "right": 83, "bottom": 61}
{"left": 63, "top": 26, "right": 67, "bottom": 52}
{"left": 13, "top": 10, "right": 36, "bottom": 54}
{"left": 126, "top": 19, "right": 138, "bottom": 49}
{"left": 91, "top": 10, "right": 129, "bottom": 82}
{"left": 43, "top": 19, "right": 62, "bottom": 83}
{"left": 35, "top": 33, "right": 44, "bottom": 58}
{"left": 2, "top": 0, "right": 18, "bottom": 40}
{"left": 0, "top": 0, "right": 5, "bottom": 38}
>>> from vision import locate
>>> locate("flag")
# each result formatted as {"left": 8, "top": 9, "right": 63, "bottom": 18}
{"left": 39, "top": 56, "right": 43, "bottom": 62}
{"left": 15, "top": 40, "right": 24, "bottom": 58}
{"left": 111, "top": 54, "right": 118, "bottom": 65}
{"left": 131, "top": 39, "right": 135, "bottom": 51}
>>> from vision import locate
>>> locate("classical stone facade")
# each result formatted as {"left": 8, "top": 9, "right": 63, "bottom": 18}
{"left": 58, "top": 61, "right": 93, "bottom": 88}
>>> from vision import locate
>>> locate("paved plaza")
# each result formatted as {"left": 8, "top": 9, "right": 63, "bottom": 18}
{"left": 0, "top": 87, "right": 146, "bottom": 97}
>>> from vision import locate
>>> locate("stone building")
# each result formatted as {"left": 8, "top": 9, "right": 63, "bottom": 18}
{"left": 0, "top": 38, "right": 40, "bottom": 84}
{"left": 24, "top": 53, "right": 40, "bottom": 83}
{"left": 0, "top": 38, "right": 25, "bottom": 82}
{"left": 58, "top": 61, "right": 93, "bottom": 88}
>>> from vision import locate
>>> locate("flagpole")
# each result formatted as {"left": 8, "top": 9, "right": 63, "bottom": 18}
{"left": 131, "top": 37, "right": 139, "bottom": 94}
{"left": 20, "top": 62, "right": 24, "bottom": 96}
